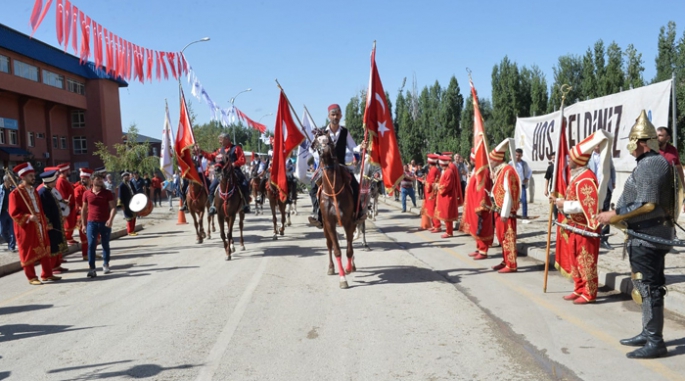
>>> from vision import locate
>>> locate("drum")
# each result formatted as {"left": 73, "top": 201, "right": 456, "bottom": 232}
{"left": 129, "top": 194, "right": 148, "bottom": 213}
{"left": 138, "top": 199, "right": 154, "bottom": 217}
{"left": 51, "top": 187, "right": 70, "bottom": 217}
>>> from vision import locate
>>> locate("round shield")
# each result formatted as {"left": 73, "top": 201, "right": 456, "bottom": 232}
{"left": 129, "top": 194, "right": 148, "bottom": 212}
{"left": 51, "top": 187, "right": 70, "bottom": 217}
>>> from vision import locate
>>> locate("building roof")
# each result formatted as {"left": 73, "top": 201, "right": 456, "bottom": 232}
{"left": 0, "top": 147, "right": 32, "bottom": 156}
{"left": 123, "top": 133, "right": 161, "bottom": 144}
{"left": 0, "top": 23, "right": 128, "bottom": 87}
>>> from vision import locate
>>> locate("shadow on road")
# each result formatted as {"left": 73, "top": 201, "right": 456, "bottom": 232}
{"left": 0, "top": 371, "right": 9, "bottom": 380}
{"left": 0, "top": 324, "right": 95, "bottom": 343}
{"left": 0, "top": 304, "right": 53, "bottom": 315}
{"left": 50, "top": 362, "right": 196, "bottom": 380}
{"left": 262, "top": 245, "right": 324, "bottom": 258}
{"left": 352, "top": 265, "right": 450, "bottom": 287}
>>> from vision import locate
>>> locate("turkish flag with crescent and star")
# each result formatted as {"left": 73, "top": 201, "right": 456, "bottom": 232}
{"left": 363, "top": 46, "right": 404, "bottom": 191}
{"left": 175, "top": 89, "right": 203, "bottom": 185}
{"left": 271, "top": 90, "right": 305, "bottom": 202}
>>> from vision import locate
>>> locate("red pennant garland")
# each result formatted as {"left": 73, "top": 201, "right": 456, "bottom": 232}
{"left": 56, "top": 0, "right": 64, "bottom": 46}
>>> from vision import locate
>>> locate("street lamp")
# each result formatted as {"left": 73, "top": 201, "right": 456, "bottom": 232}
{"left": 257, "top": 113, "right": 273, "bottom": 153}
{"left": 229, "top": 88, "right": 252, "bottom": 143}
{"left": 178, "top": 37, "right": 210, "bottom": 99}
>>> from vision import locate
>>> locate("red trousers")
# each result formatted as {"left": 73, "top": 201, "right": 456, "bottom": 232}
{"left": 420, "top": 215, "right": 440, "bottom": 230}
{"left": 475, "top": 239, "right": 490, "bottom": 255}
{"left": 444, "top": 222, "right": 453, "bottom": 236}
{"left": 24, "top": 256, "right": 53, "bottom": 280}
{"left": 567, "top": 230, "right": 600, "bottom": 301}
{"left": 51, "top": 254, "right": 63, "bottom": 269}
{"left": 79, "top": 228, "right": 88, "bottom": 258}
{"left": 126, "top": 217, "right": 137, "bottom": 234}
{"left": 64, "top": 212, "right": 77, "bottom": 241}
{"left": 494, "top": 214, "right": 517, "bottom": 269}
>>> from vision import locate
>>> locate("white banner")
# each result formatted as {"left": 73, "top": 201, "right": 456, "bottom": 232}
{"left": 514, "top": 80, "right": 672, "bottom": 172}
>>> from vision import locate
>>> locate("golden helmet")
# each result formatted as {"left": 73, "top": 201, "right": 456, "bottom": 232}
{"left": 627, "top": 110, "right": 659, "bottom": 153}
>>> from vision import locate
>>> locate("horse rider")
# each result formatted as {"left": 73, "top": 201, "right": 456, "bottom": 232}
{"left": 179, "top": 148, "right": 210, "bottom": 212}
{"left": 199, "top": 133, "right": 249, "bottom": 215}
{"left": 308, "top": 103, "right": 365, "bottom": 228}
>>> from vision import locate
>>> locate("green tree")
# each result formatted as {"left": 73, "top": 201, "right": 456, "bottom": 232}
{"left": 94, "top": 124, "right": 159, "bottom": 175}
{"left": 518, "top": 66, "right": 533, "bottom": 118}
{"left": 624, "top": 43, "right": 646, "bottom": 89}
{"left": 440, "top": 76, "right": 464, "bottom": 154}
{"left": 398, "top": 92, "right": 424, "bottom": 163}
{"left": 581, "top": 47, "right": 598, "bottom": 99}
{"left": 594, "top": 40, "right": 606, "bottom": 89}
{"left": 459, "top": 94, "right": 493, "bottom": 156}
{"left": 548, "top": 55, "right": 583, "bottom": 111}
{"left": 655, "top": 21, "right": 677, "bottom": 83}
{"left": 528, "top": 65, "right": 548, "bottom": 116}
{"left": 602, "top": 42, "right": 625, "bottom": 95}
{"left": 491, "top": 56, "right": 520, "bottom": 143}
{"left": 344, "top": 92, "right": 364, "bottom": 142}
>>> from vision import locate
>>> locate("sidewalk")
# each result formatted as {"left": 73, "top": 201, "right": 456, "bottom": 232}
{"left": 379, "top": 194, "right": 685, "bottom": 318}
{"left": 0, "top": 204, "right": 177, "bottom": 277}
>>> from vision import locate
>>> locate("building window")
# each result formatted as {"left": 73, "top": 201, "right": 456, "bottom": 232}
{"left": 42, "top": 70, "right": 64, "bottom": 89}
{"left": 73, "top": 136, "right": 87, "bottom": 154}
{"left": 0, "top": 55, "right": 8, "bottom": 73}
{"left": 60, "top": 136, "right": 67, "bottom": 149}
{"left": 52, "top": 135, "right": 58, "bottom": 148}
{"left": 0, "top": 129, "right": 5, "bottom": 144}
{"left": 37, "top": 133, "right": 45, "bottom": 139}
{"left": 67, "top": 79, "right": 85, "bottom": 95}
{"left": 9, "top": 130, "right": 17, "bottom": 145}
{"left": 71, "top": 110, "right": 85, "bottom": 128}
{"left": 28, "top": 132, "right": 35, "bottom": 147}
{"left": 13, "top": 60, "right": 39, "bottom": 81}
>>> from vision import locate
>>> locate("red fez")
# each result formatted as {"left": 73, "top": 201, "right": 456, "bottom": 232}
{"left": 13, "top": 162, "right": 34, "bottom": 177}
{"left": 58, "top": 163, "right": 71, "bottom": 172}
{"left": 427, "top": 154, "right": 439, "bottom": 164}
{"left": 80, "top": 168, "right": 94, "bottom": 178}
{"left": 442, "top": 152, "right": 453, "bottom": 157}
{"left": 43, "top": 166, "right": 59, "bottom": 172}
{"left": 438, "top": 155, "right": 452, "bottom": 165}
{"left": 328, "top": 104, "right": 341, "bottom": 112}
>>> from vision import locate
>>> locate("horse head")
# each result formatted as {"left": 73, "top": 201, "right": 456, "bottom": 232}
{"left": 311, "top": 128, "right": 336, "bottom": 166}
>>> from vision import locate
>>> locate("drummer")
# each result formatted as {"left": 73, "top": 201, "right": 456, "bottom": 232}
{"left": 118, "top": 170, "right": 137, "bottom": 236}
{"left": 38, "top": 169, "right": 69, "bottom": 274}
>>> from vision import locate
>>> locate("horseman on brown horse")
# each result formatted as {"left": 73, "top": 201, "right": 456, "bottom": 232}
{"left": 309, "top": 104, "right": 367, "bottom": 289}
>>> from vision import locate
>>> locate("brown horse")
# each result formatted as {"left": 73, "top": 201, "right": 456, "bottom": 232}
{"left": 262, "top": 177, "right": 291, "bottom": 240}
{"left": 187, "top": 181, "right": 208, "bottom": 244}
{"left": 206, "top": 196, "right": 215, "bottom": 240}
{"left": 313, "top": 132, "right": 357, "bottom": 289}
{"left": 215, "top": 161, "right": 245, "bottom": 260}
{"left": 250, "top": 177, "right": 265, "bottom": 216}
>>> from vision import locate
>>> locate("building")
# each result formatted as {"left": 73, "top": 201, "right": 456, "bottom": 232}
{"left": 122, "top": 132, "right": 162, "bottom": 158}
{"left": 0, "top": 23, "right": 127, "bottom": 173}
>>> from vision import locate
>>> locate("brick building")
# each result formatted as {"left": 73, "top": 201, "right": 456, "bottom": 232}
{"left": 0, "top": 23, "right": 127, "bottom": 174}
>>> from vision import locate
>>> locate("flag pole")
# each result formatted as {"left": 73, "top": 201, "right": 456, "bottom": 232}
{"left": 543, "top": 83, "right": 571, "bottom": 293}
{"left": 356, "top": 40, "right": 376, "bottom": 219}
{"left": 303, "top": 105, "right": 319, "bottom": 129}
{"left": 275, "top": 79, "right": 314, "bottom": 146}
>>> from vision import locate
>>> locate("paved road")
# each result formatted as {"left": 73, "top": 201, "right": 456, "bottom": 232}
{"left": 1, "top": 198, "right": 684, "bottom": 380}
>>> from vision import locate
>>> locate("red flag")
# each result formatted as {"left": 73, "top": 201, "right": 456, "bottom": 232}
{"left": 234, "top": 106, "right": 267, "bottom": 133}
{"left": 166, "top": 52, "right": 177, "bottom": 79}
{"left": 271, "top": 91, "right": 305, "bottom": 202}
{"left": 138, "top": 46, "right": 145, "bottom": 83}
{"left": 56, "top": 0, "right": 64, "bottom": 46}
{"left": 363, "top": 46, "right": 403, "bottom": 191}
{"left": 30, "top": 0, "right": 53, "bottom": 37}
{"left": 146, "top": 48, "right": 153, "bottom": 82}
{"left": 180, "top": 53, "right": 188, "bottom": 76}
{"left": 92, "top": 21, "right": 100, "bottom": 69}
{"left": 176, "top": 53, "right": 183, "bottom": 78}
{"left": 552, "top": 119, "right": 570, "bottom": 201}
{"left": 470, "top": 79, "right": 487, "bottom": 152}
{"left": 70, "top": 3, "right": 78, "bottom": 54}
{"left": 63, "top": 2, "right": 72, "bottom": 52}
{"left": 155, "top": 51, "right": 161, "bottom": 81}
{"left": 160, "top": 52, "right": 169, "bottom": 79}
{"left": 117, "top": 37, "right": 124, "bottom": 78}
{"left": 175, "top": 89, "right": 203, "bottom": 185}
{"left": 104, "top": 28, "right": 111, "bottom": 74}
{"left": 78, "top": 11, "right": 90, "bottom": 63}
{"left": 127, "top": 41, "right": 133, "bottom": 80}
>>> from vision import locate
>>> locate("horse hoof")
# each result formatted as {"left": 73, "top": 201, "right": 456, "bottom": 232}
{"left": 340, "top": 281, "right": 349, "bottom": 289}
{"left": 225, "top": 255, "right": 231, "bottom": 261}
{"left": 230, "top": 245, "right": 235, "bottom": 252}
{"left": 294, "top": 211, "right": 298, "bottom": 216}
{"left": 196, "top": 239, "right": 203, "bottom": 244}
{"left": 280, "top": 231, "right": 284, "bottom": 236}
{"left": 241, "top": 245, "right": 245, "bottom": 251}
{"left": 272, "top": 235, "right": 278, "bottom": 241}
{"left": 286, "top": 222, "right": 292, "bottom": 227}
{"left": 201, "top": 233, "right": 206, "bottom": 239}
{"left": 327, "top": 267, "right": 334, "bottom": 276}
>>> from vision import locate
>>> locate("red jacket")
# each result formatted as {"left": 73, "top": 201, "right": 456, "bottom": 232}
{"left": 202, "top": 144, "right": 246, "bottom": 168}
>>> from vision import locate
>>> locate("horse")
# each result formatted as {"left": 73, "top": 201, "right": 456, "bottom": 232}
{"left": 250, "top": 177, "right": 265, "bottom": 216}
{"left": 286, "top": 175, "right": 299, "bottom": 216}
{"left": 312, "top": 131, "right": 358, "bottom": 289}
{"left": 214, "top": 160, "right": 245, "bottom": 260}
{"left": 368, "top": 175, "right": 381, "bottom": 221}
{"left": 206, "top": 197, "right": 215, "bottom": 240}
{"left": 186, "top": 181, "right": 208, "bottom": 244}
{"left": 262, "top": 175, "right": 291, "bottom": 240}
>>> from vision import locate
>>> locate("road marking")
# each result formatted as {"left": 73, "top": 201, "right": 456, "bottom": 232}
{"left": 195, "top": 255, "right": 269, "bottom": 381}
{"left": 411, "top": 230, "right": 684, "bottom": 381}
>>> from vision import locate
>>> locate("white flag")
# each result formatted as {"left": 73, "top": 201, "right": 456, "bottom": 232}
{"left": 260, "top": 133, "right": 271, "bottom": 145}
{"left": 294, "top": 108, "right": 316, "bottom": 183}
{"left": 160, "top": 103, "right": 174, "bottom": 179}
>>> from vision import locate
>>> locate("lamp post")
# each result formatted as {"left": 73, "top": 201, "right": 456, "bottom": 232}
{"left": 229, "top": 88, "right": 252, "bottom": 143}
{"left": 257, "top": 112, "right": 273, "bottom": 153}
{"left": 178, "top": 37, "right": 210, "bottom": 89}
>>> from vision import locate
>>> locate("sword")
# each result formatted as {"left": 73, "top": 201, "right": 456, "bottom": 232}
{"left": 482, "top": 190, "right": 538, "bottom": 220}
{"left": 553, "top": 220, "right": 610, "bottom": 238}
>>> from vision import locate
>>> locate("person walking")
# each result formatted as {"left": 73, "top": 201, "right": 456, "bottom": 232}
{"left": 0, "top": 175, "right": 16, "bottom": 252}
{"left": 38, "top": 169, "right": 69, "bottom": 274}
{"left": 510, "top": 148, "right": 532, "bottom": 218}
{"left": 162, "top": 177, "right": 176, "bottom": 210}
{"left": 151, "top": 174, "right": 163, "bottom": 207}
{"left": 400, "top": 164, "right": 417, "bottom": 212}
{"left": 81, "top": 172, "right": 116, "bottom": 278}
{"left": 118, "top": 171, "right": 137, "bottom": 236}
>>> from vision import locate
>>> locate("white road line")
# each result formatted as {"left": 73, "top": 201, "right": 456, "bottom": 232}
{"left": 195, "top": 256, "right": 269, "bottom": 381}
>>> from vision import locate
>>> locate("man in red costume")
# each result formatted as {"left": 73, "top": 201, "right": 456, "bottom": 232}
{"left": 552, "top": 130, "right": 612, "bottom": 304}
{"left": 199, "top": 133, "right": 249, "bottom": 215}
{"left": 420, "top": 153, "right": 441, "bottom": 231}
{"left": 74, "top": 168, "right": 93, "bottom": 260}
{"left": 442, "top": 151, "right": 464, "bottom": 230}
{"left": 462, "top": 147, "right": 495, "bottom": 259}
{"left": 435, "top": 154, "right": 459, "bottom": 238}
{"left": 56, "top": 163, "right": 77, "bottom": 244}
{"left": 9, "top": 162, "right": 60, "bottom": 285}
{"left": 477, "top": 139, "right": 520, "bottom": 273}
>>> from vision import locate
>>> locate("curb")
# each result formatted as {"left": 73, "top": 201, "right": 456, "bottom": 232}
{"left": 0, "top": 224, "right": 144, "bottom": 278}
{"left": 379, "top": 197, "right": 685, "bottom": 318}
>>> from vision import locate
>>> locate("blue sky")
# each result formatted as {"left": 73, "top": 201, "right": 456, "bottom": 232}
{"left": 4, "top": 0, "right": 684, "bottom": 141}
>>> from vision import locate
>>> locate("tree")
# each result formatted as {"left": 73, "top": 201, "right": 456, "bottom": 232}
{"left": 398, "top": 92, "right": 424, "bottom": 163}
{"left": 655, "top": 21, "right": 677, "bottom": 83}
{"left": 602, "top": 41, "right": 625, "bottom": 95}
{"left": 491, "top": 56, "right": 520, "bottom": 143}
{"left": 459, "top": 94, "right": 493, "bottom": 156}
{"left": 624, "top": 43, "right": 646, "bottom": 89}
{"left": 344, "top": 92, "right": 364, "bottom": 142}
{"left": 518, "top": 66, "right": 533, "bottom": 118}
{"left": 581, "top": 47, "right": 598, "bottom": 99}
{"left": 94, "top": 124, "right": 159, "bottom": 175}
{"left": 548, "top": 55, "right": 583, "bottom": 111}
{"left": 528, "top": 65, "right": 548, "bottom": 116}
{"left": 440, "top": 76, "right": 464, "bottom": 154}
{"left": 594, "top": 40, "right": 606, "bottom": 90}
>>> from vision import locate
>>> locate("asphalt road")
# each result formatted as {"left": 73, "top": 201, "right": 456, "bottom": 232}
{"left": 1, "top": 198, "right": 684, "bottom": 381}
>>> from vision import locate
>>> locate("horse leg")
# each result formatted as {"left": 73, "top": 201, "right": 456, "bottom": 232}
{"left": 361, "top": 221, "right": 370, "bottom": 251}
{"left": 206, "top": 212, "right": 212, "bottom": 240}
{"left": 293, "top": 199, "right": 298, "bottom": 215}
{"left": 345, "top": 223, "right": 356, "bottom": 274}
{"left": 285, "top": 202, "right": 291, "bottom": 227}
{"left": 239, "top": 211, "right": 245, "bottom": 251}
{"left": 200, "top": 210, "right": 206, "bottom": 240}
{"left": 325, "top": 225, "right": 335, "bottom": 276}
{"left": 280, "top": 203, "right": 287, "bottom": 234}
{"left": 331, "top": 229, "right": 348, "bottom": 289}
{"left": 271, "top": 200, "right": 278, "bottom": 240}
{"left": 227, "top": 214, "right": 236, "bottom": 257}
{"left": 191, "top": 211, "right": 202, "bottom": 244}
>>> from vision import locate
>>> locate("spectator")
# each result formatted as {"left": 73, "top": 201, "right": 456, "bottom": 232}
{"left": 132, "top": 172, "right": 145, "bottom": 195}
{"left": 81, "top": 172, "right": 117, "bottom": 278}
{"left": 510, "top": 148, "right": 532, "bottom": 218}
{"left": 543, "top": 153, "right": 555, "bottom": 197}
{"left": 0, "top": 175, "right": 16, "bottom": 252}
{"left": 143, "top": 174, "right": 152, "bottom": 199}
{"left": 454, "top": 153, "right": 468, "bottom": 196}
{"left": 162, "top": 177, "right": 176, "bottom": 210}
{"left": 151, "top": 174, "right": 163, "bottom": 207}
{"left": 104, "top": 174, "right": 114, "bottom": 191}
{"left": 400, "top": 164, "right": 417, "bottom": 212}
